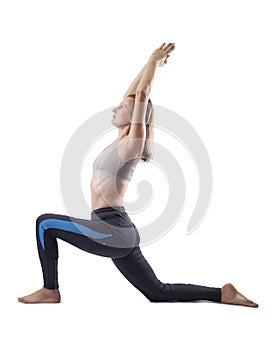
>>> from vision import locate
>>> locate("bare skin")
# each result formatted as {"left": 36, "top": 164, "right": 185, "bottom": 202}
{"left": 18, "top": 283, "right": 258, "bottom": 306}
{"left": 221, "top": 283, "right": 258, "bottom": 308}
{"left": 18, "top": 287, "right": 61, "bottom": 304}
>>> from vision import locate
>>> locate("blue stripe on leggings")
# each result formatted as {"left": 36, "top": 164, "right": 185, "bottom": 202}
{"left": 39, "top": 219, "right": 112, "bottom": 250}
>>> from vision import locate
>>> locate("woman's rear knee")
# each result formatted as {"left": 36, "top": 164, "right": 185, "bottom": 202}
{"left": 143, "top": 282, "right": 171, "bottom": 302}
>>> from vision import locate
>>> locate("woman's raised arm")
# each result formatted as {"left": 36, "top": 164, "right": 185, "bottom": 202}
{"left": 123, "top": 42, "right": 175, "bottom": 100}
{"left": 123, "top": 64, "right": 147, "bottom": 99}
{"left": 126, "top": 43, "right": 175, "bottom": 157}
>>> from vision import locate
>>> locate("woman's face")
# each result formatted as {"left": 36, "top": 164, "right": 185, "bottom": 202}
{"left": 112, "top": 97, "right": 134, "bottom": 126}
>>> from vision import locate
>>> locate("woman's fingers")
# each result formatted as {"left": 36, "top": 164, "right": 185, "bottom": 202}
{"left": 152, "top": 42, "right": 175, "bottom": 66}
{"left": 163, "top": 43, "right": 175, "bottom": 54}
{"left": 157, "top": 42, "right": 175, "bottom": 52}
{"left": 158, "top": 43, "right": 166, "bottom": 50}
{"left": 164, "top": 54, "right": 170, "bottom": 64}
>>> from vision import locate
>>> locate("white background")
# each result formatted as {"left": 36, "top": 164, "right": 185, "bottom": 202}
{"left": 1, "top": 0, "right": 273, "bottom": 349}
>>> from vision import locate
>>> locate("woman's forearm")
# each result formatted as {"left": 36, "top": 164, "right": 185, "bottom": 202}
{"left": 123, "top": 64, "right": 147, "bottom": 99}
{"left": 125, "top": 43, "right": 175, "bottom": 102}
{"left": 135, "top": 59, "right": 157, "bottom": 101}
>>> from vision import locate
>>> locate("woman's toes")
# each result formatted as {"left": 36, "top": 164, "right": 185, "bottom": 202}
{"left": 221, "top": 283, "right": 258, "bottom": 307}
{"left": 248, "top": 300, "right": 259, "bottom": 308}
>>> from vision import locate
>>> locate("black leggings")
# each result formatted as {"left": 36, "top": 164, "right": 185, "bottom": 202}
{"left": 36, "top": 206, "right": 221, "bottom": 303}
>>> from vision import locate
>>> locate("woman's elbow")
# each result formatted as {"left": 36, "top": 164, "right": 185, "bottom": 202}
{"left": 135, "top": 89, "right": 150, "bottom": 102}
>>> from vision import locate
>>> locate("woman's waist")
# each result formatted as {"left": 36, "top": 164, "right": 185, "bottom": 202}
{"left": 91, "top": 194, "right": 124, "bottom": 213}
{"left": 91, "top": 206, "right": 134, "bottom": 227}
{"left": 90, "top": 175, "right": 127, "bottom": 200}
{"left": 92, "top": 205, "right": 126, "bottom": 215}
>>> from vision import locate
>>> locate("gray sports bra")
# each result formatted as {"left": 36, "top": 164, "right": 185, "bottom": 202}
{"left": 93, "top": 142, "right": 141, "bottom": 183}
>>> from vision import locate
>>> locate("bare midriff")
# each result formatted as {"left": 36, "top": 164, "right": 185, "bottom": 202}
{"left": 90, "top": 172, "right": 128, "bottom": 211}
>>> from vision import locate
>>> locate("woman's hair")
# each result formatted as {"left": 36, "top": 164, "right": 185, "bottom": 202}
{"left": 127, "top": 94, "right": 154, "bottom": 163}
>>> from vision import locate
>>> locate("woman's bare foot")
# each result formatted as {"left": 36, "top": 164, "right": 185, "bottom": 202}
{"left": 18, "top": 287, "right": 61, "bottom": 304}
{"left": 221, "top": 283, "right": 258, "bottom": 308}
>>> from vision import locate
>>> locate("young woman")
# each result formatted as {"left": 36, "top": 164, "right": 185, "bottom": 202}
{"left": 18, "top": 43, "right": 258, "bottom": 307}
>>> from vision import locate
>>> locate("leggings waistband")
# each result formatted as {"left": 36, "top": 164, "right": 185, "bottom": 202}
{"left": 91, "top": 206, "right": 126, "bottom": 214}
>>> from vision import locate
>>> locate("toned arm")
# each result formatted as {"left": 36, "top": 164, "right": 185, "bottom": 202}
{"left": 123, "top": 64, "right": 147, "bottom": 99}
{"left": 126, "top": 43, "right": 176, "bottom": 157}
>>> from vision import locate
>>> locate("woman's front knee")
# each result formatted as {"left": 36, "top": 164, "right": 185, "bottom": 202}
{"left": 36, "top": 213, "right": 54, "bottom": 223}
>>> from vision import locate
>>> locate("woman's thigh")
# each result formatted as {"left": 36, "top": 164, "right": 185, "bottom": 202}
{"left": 37, "top": 212, "right": 138, "bottom": 259}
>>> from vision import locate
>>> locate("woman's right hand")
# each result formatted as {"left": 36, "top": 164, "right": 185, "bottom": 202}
{"left": 149, "top": 43, "right": 176, "bottom": 67}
